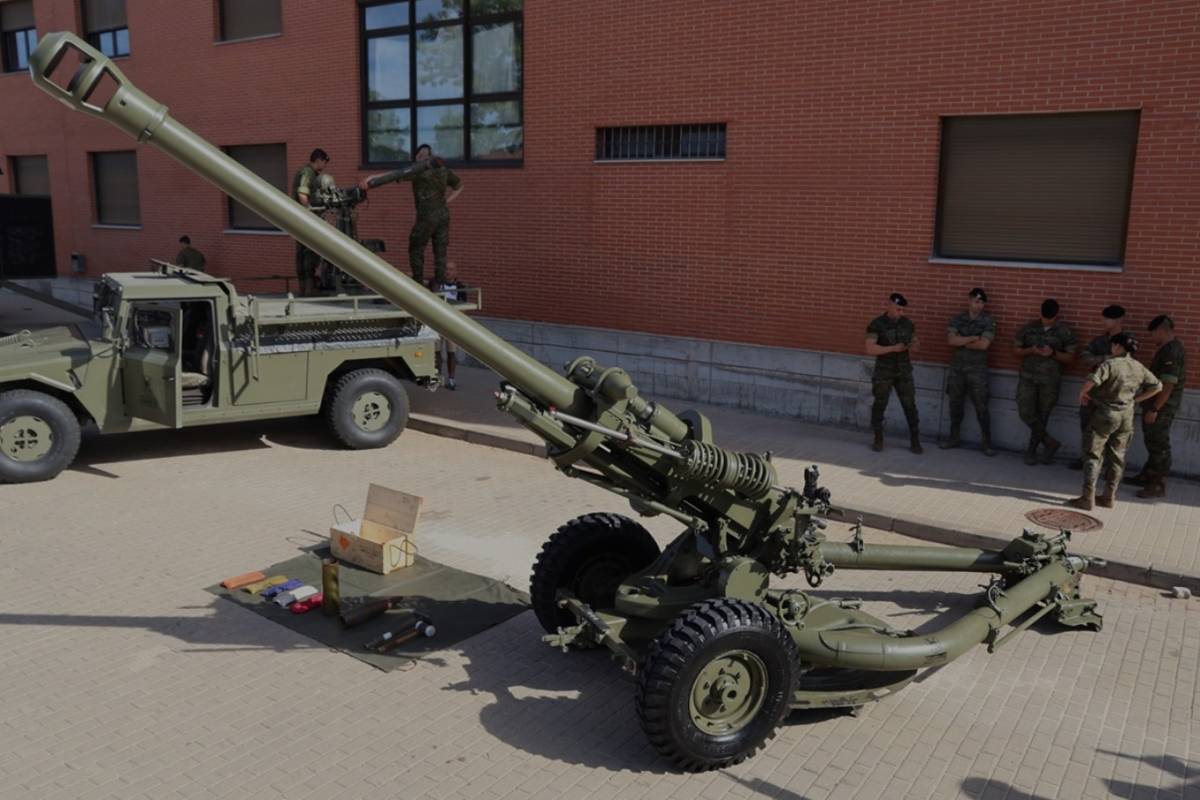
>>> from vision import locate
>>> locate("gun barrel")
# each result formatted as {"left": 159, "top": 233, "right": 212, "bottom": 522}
{"left": 28, "top": 31, "right": 588, "bottom": 415}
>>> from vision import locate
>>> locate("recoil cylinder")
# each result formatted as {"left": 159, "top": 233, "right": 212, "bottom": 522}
{"left": 678, "top": 441, "right": 776, "bottom": 499}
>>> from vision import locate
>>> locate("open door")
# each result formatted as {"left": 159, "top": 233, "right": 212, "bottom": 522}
{"left": 122, "top": 304, "right": 182, "bottom": 428}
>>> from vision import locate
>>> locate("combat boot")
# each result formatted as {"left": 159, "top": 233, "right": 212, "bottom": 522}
{"left": 871, "top": 430, "right": 883, "bottom": 452}
{"left": 909, "top": 431, "right": 923, "bottom": 455}
{"left": 1023, "top": 435, "right": 1039, "bottom": 466}
{"left": 1096, "top": 483, "right": 1117, "bottom": 509}
{"left": 1040, "top": 434, "right": 1061, "bottom": 465}
{"left": 1123, "top": 470, "right": 1149, "bottom": 486}
{"left": 981, "top": 433, "right": 997, "bottom": 458}
{"left": 1136, "top": 479, "right": 1166, "bottom": 500}
{"left": 939, "top": 426, "right": 961, "bottom": 450}
{"left": 1066, "top": 486, "right": 1095, "bottom": 511}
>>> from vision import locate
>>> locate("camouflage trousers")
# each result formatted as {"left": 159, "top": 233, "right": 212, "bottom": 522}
{"left": 1141, "top": 408, "right": 1176, "bottom": 478}
{"left": 871, "top": 366, "right": 919, "bottom": 433}
{"left": 946, "top": 366, "right": 990, "bottom": 434}
{"left": 295, "top": 243, "right": 321, "bottom": 296}
{"left": 409, "top": 207, "right": 450, "bottom": 287}
{"left": 1081, "top": 406, "right": 1135, "bottom": 491}
{"left": 1016, "top": 371, "right": 1061, "bottom": 440}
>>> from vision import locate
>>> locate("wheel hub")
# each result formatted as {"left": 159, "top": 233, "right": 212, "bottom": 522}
{"left": 0, "top": 415, "right": 54, "bottom": 462}
{"left": 689, "top": 650, "right": 768, "bottom": 735}
{"left": 351, "top": 391, "right": 391, "bottom": 432}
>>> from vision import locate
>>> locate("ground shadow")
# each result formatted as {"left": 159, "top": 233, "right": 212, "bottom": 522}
{"left": 857, "top": 467, "right": 1069, "bottom": 505}
{"left": 1097, "top": 750, "right": 1198, "bottom": 797}
{"left": 961, "top": 777, "right": 1054, "bottom": 798}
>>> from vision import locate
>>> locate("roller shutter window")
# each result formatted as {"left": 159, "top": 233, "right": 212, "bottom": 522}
{"left": 1, "top": 1, "right": 37, "bottom": 73}
{"left": 12, "top": 155, "right": 50, "bottom": 196}
{"left": 93, "top": 151, "right": 141, "bottom": 226}
{"left": 219, "top": 0, "right": 282, "bottom": 42}
{"left": 226, "top": 144, "right": 287, "bottom": 230}
{"left": 83, "top": 0, "right": 130, "bottom": 57}
{"left": 936, "top": 111, "right": 1140, "bottom": 267}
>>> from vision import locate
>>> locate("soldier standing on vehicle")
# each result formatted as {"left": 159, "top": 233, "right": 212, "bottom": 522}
{"left": 1067, "top": 332, "right": 1162, "bottom": 511}
{"left": 1069, "top": 304, "right": 1129, "bottom": 470}
{"left": 291, "top": 148, "right": 330, "bottom": 297}
{"left": 362, "top": 144, "right": 463, "bottom": 288}
{"left": 865, "top": 293, "right": 922, "bottom": 454}
{"left": 1127, "top": 315, "right": 1187, "bottom": 500}
{"left": 941, "top": 288, "right": 996, "bottom": 455}
{"left": 174, "top": 235, "right": 206, "bottom": 273}
{"left": 1013, "top": 299, "right": 1077, "bottom": 465}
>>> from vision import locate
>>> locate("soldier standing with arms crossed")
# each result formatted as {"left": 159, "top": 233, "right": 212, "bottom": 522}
{"left": 1013, "top": 299, "right": 1077, "bottom": 465}
{"left": 941, "top": 288, "right": 996, "bottom": 456}
{"left": 865, "top": 293, "right": 922, "bottom": 454}
{"left": 1127, "top": 315, "right": 1186, "bottom": 499}
{"left": 1068, "top": 333, "right": 1161, "bottom": 511}
{"left": 1070, "top": 305, "right": 1128, "bottom": 470}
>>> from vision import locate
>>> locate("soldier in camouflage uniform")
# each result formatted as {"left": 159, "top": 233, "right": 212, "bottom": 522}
{"left": 290, "top": 148, "right": 329, "bottom": 297}
{"left": 1070, "top": 304, "right": 1129, "bottom": 470}
{"left": 1067, "top": 333, "right": 1162, "bottom": 511}
{"left": 1013, "top": 299, "right": 1077, "bottom": 465}
{"left": 1128, "top": 315, "right": 1187, "bottom": 499}
{"left": 941, "top": 288, "right": 996, "bottom": 456}
{"left": 174, "top": 235, "right": 206, "bottom": 273}
{"left": 364, "top": 144, "right": 463, "bottom": 287}
{"left": 865, "top": 293, "right": 922, "bottom": 454}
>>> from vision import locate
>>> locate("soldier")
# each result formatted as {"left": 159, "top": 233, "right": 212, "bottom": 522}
{"left": 174, "top": 235, "right": 206, "bottom": 273}
{"left": 364, "top": 144, "right": 463, "bottom": 288}
{"left": 291, "top": 148, "right": 330, "bottom": 297}
{"left": 941, "top": 288, "right": 996, "bottom": 455}
{"left": 1013, "top": 299, "right": 1077, "bottom": 465}
{"left": 1067, "top": 333, "right": 1162, "bottom": 511}
{"left": 865, "top": 293, "right": 922, "bottom": 454}
{"left": 1069, "top": 304, "right": 1129, "bottom": 469}
{"left": 1127, "top": 315, "right": 1187, "bottom": 499}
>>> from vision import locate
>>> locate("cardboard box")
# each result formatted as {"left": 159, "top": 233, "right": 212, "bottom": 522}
{"left": 330, "top": 484, "right": 421, "bottom": 574}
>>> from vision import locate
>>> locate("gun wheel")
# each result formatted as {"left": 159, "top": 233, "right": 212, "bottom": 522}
{"left": 530, "top": 513, "right": 661, "bottom": 639}
{"left": 636, "top": 599, "right": 798, "bottom": 772}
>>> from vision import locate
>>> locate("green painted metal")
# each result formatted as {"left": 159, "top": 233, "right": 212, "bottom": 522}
{"left": 690, "top": 651, "right": 768, "bottom": 735}
{"left": 0, "top": 415, "right": 53, "bottom": 461}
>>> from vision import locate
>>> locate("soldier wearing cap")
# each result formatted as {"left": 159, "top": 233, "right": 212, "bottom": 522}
{"left": 941, "top": 288, "right": 996, "bottom": 455}
{"left": 1013, "top": 299, "right": 1077, "bottom": 465}
{"left": 1069, "top": 304, "right": 1129, "bottom": 470}
{"left": 1068, "top": 332, "right": 1161, "bottom": 510}
{"left": 865, "top": 293, "right": 922, "bottom": 454}
{"left": 1127, "top": 315, "right": 1187, "bottom": 499}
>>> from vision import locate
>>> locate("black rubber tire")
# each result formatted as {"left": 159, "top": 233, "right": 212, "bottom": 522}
{"left": 530, "top": 512, "right": 661, "bottom": 636}
{"left": 324, "top": 369, "right": 410, "bottom": 449}
{"left": 636, "top": 598, "right": 798, "bottom": 772}
{"left": 0, "top": 389, "right": 82, "bottom": 484}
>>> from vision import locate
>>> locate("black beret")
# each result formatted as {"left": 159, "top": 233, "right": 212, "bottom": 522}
{"left": 1148, "top": 314, "right": 1173, "bottom": 331}
{"left": 1101, "top": 304, "right": 1126, "bottom": 319}
{"left": 969, "top": 287, "right": 988, "bottom": 302}
{"left": 1041, "top": 298, "right": 1059, "bottom": 318}
{"left": 1111, "top": 332, "right": 1139, "bottom": 354}
{"left": 889, "top": 292, "right": 908, "bottom": 307}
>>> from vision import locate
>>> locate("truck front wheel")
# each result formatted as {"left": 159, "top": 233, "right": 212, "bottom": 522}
{"left": 324, "top": 369, "right": 410, "bottom": 449}
{"left": 0, "top": 389, "right": 82, "bottom": 483}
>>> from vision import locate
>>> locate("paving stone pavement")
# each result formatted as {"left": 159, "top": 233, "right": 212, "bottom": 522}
{"left": 411, "top": 366, "right": 1200, "bottom": 592}
{"left": 1, "top": 423, "right": 1197, "bottom": 799}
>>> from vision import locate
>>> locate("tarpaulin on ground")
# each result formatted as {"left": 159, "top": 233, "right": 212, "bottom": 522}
{"left": 206, "top": 549, "right": 529, "bottom": 672}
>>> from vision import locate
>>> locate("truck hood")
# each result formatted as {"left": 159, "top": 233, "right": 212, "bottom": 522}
{"left": 0, "top": 324, "right": 97, "bottom": 389}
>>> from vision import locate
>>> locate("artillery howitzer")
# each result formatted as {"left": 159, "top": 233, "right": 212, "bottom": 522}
{"left": 29, "top": 33, "right": 1104, "bottom": 771}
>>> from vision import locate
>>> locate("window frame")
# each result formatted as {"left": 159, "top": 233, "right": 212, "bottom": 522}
{"left": 223, "top": 143, "right": 288, "bottom": 231}
{"left": 91, "top": 150, "right": 142, "bottom": 228}
{"left": 359, "top": 0, "right": 524, "bottom": 168}
{"left": 1, "top": 27, "right": 36, "bottom": 73}
{"left": 82, "top": 0, "right": 130, "bottom": 57}
{"left": 932, "top": 109, "right": 1141, "bottom": 271}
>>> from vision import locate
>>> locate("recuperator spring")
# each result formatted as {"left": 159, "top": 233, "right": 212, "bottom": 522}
{"left": 677, "top": 441, "right": 776, "bottom": 499}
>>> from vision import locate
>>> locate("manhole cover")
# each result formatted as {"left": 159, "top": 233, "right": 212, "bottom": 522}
{"left": 1024, "top": 508, "right": 1103, "bottom": 533}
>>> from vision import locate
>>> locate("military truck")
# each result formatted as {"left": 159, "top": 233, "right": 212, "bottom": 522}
{"left": 0, "top": 262, "right": 479, "bottom": 483}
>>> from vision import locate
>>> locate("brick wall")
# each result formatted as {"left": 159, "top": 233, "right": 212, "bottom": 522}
{"left": 1, "top": 0, "right": 1196, "bottom": 385}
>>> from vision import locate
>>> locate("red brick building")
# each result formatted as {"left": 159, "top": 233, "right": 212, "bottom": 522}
{"left": 1, "top": 0, "right": 1197, "bottom": 392}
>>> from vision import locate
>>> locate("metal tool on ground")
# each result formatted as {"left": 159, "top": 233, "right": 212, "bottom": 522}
{"left": 375, "top": 618, "right": 436, "bottom": 654}
{"left": 338, "top": 595, "right": 409, "bottom": 628}
{"left": 26, "top": 33, "right": 1105, "bottom": 773}
{"left": 363, "top": 610, "right": 424, "bottom": 650}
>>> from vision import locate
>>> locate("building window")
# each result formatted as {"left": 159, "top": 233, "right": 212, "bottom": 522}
{"left": 595, "top": 124, "right": 727, "bottom": 162}
{"left": 935, "top": 111, "right": 1140, "bottom": 268}
{"left": 11, "top": 155, "right": 50, "bottom": 196}
{"left": 219, "top": 0, "right": 281, "bottom": 42}
{"left": 83, "top": 0, "right": 129, "bottom": 57}
{"left": 1, "top": 1, "right": 37, "bottom": 73}
{"left": 361, "top": 0, "right": 523, "bottom": 165}
{"left": 225, "top": 144, "right": 287, "bottom": 230}
{"left": 92, "top": 151, "right": 141, "bottom": 226}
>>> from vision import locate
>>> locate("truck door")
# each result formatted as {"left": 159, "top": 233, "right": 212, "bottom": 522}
{"left": 122, "top": 303, "right": 182, "bottom": 428}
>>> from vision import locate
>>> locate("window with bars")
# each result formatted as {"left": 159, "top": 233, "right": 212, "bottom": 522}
{"left": 1, "top": 0, "right": 36, "bottom": 73}
{"left": 83, "top": 0, "right": 129, "bottom": 57}
{"left": 595, "top": 124, "right": 727, "bottom": 162}
{"left": 219, "top": 0, "right": 281, "bottom": 42}
{"left": 92, "top": 151, "right": 141, "bottom": 226}
{"left": 224, "top": 144, "right": 288, "bottom": 230}
{"left": 935, "top": 111, "right": 1140, "bottom": 268}
{"left": 11, "top": 155, "right": 50, "bottom": 196}
{"left": 361, "top": 0, "right": 523, "bottom": 165}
